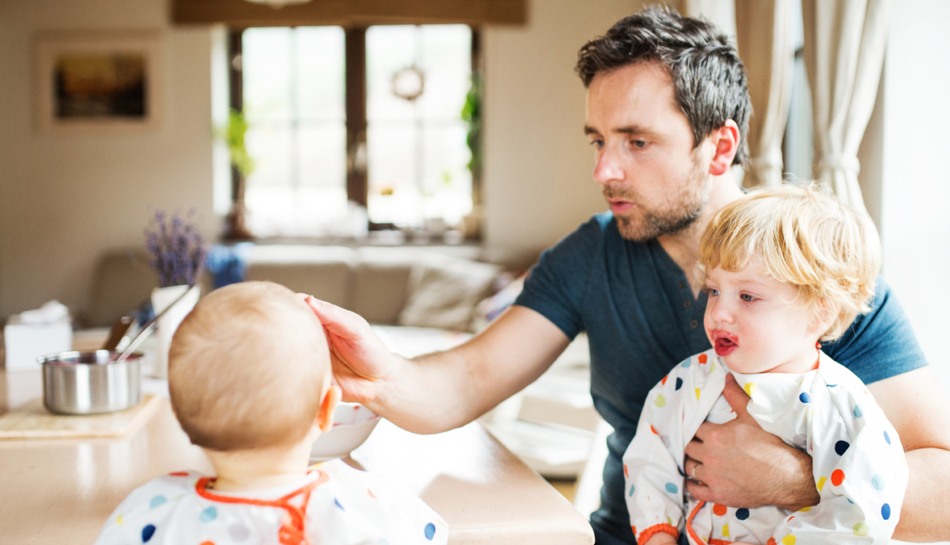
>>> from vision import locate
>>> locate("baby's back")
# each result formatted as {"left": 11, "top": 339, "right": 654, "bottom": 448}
{"left": 94, "top": 459, "right": 447, "bottom": 545}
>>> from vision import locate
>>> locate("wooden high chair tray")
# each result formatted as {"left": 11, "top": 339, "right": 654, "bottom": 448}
{"left": 0, "top": 394, "right": 161, "bottom": 440}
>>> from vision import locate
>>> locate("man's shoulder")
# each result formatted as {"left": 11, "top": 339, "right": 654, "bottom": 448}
{"left": 823, "top": 276, "right": 927, "bottom": 384}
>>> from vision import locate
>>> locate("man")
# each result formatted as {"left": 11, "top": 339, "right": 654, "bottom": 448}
{"left": 306, "top": 7, "right": 950, "bottom": 544}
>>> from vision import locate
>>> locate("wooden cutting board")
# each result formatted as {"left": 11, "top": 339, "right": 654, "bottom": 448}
{"left": 0, "top": 394, "right": 161, "bottom": 440}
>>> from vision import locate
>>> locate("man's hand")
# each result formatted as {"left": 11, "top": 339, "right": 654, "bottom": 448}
{"left": 301, "top": 296, "right": 402, "bottom": 407}
{"left": 684, "top": 374, "right": 820, "bottom": 511}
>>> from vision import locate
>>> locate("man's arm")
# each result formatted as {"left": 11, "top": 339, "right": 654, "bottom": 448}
{"left": 684, "top": 369, "right": 950, "bottom": 542}
{"left": 305, "top": 297, "right": 571, "bottom": 434}
{"left": 867, "top": 366, "right": 950, "bottom": 542}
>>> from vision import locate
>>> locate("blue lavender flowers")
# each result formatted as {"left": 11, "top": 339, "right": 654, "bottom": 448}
{"left": 145, "top": 210, "right": 207, "bottom": 288}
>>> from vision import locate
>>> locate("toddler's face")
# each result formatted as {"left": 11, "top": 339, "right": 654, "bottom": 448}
{"left": 703, "top": 263, "right": 821, "bottom": 375}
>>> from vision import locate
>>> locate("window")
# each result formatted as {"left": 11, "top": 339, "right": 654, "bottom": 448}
{"left": 232, "top": 25, "right": 476, "bottom": 239}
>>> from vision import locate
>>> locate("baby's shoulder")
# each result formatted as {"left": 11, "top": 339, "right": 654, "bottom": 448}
{"left": 810, "top": 357, "right": 881, "bottom": 412}
{"left": 307, "top": 459, "right": 448, "bottom": 544}
{"left": 93, "top": 471, "right": 216, "bottom": 545}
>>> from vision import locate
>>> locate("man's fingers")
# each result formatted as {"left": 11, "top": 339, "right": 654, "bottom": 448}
{"left": 692, "top": 421, "right": 718, "bottom": 442}
{"left": 303, "top": 296, "right": 366, "bottom": 338}
{"left": 684, "top": 457, "right": 701, "bottom": 480}
{"left": 685, "top": 479, "right": 714, "bottom": 503}
{"left": 722, "top": 373, "right": 752, "bottom": 417}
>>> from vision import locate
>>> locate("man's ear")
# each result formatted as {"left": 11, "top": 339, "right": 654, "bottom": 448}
{"left": 708, "top": 120, "right": 740, "bottom": 177}
{"left": 316, "top": 383, "right": 342, "bottom": 433}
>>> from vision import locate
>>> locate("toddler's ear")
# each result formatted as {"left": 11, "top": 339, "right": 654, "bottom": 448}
{"left": 810, "top": 298, "right": 839, "bottom": 337}
{"left": 317, "top": 383, "right": 342, "bottom": 433}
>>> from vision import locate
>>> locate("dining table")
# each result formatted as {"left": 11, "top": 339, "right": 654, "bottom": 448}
{"left": 0, "top": 332, "right": 595, "bottom": 545}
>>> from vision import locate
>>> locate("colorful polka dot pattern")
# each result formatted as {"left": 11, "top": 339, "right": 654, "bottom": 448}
{"left": 623, "top": 349, "right": 906, "bottom": 545}
{"left": 200, "top": 506, "right": 217, "bottom": 522}
{"left": 142, "top": 524, "right": 156, "bottom": 542}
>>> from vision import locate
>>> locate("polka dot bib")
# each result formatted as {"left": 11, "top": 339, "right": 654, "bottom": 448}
{"left": 623, "top": 348, "right": 908, "bottom": 545}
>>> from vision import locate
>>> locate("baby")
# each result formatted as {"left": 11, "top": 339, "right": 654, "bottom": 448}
{"left": 95, "top": 281, "right": 447, "bottom": 545}
{"left": 623, "top": 185, "right": 908, "bottom": 545}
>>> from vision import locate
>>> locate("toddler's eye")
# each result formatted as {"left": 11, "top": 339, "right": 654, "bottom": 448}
{"left": 740, "top": 293, "right": 757, "bottom": 302}
{"left": 706, "top": 287, "right": 719, "bottom": 297}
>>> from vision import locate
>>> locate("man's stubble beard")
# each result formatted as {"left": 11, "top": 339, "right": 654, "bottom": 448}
{"left": 612, "top": 151, "right": 710, "bottom": 242}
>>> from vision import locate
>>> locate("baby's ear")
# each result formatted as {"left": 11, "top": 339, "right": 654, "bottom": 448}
{"left": 316, "top": 382, "right": 342, "bottom": 433}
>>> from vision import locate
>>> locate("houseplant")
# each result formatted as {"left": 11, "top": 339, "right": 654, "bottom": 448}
{"left": 145, "top": 210, "right": 206, "bottom": 377}
{"left": 215, "top": 108, "right": 256, "bottom": 240}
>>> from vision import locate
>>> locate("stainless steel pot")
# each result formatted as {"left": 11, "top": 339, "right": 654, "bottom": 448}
{"left": 39, "top": 350, "right": 143, "bottom": 415}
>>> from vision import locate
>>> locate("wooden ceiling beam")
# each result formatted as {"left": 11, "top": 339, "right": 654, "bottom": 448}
{"left": 172, "top": 0, "right": 527, "bottom": 27}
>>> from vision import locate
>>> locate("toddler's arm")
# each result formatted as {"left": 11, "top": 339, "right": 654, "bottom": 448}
{"left": 622, "top": 374, "right": 689, "bottom": 544}
{"left": 767, "top": 386, "right": 908, "bottom": 544}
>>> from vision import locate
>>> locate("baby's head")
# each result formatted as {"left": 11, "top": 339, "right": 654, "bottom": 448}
{"left": 699, "top": 184, "right": 881, "bottom": 373}
{"left": 168, "top": 281, "right": 333, "bottom": 452}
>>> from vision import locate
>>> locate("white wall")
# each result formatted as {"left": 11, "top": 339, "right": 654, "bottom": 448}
{"left": 875, "top": 0, "right": 950, "bottom": 393}
{"left": 0, "top": 0, "right": 216, "bottom": 322}
{"left": 0, "top": 0, "right": 645, "bottom": 320}
{"left": 481, "top": 0, "right": 643, "bottom": 264}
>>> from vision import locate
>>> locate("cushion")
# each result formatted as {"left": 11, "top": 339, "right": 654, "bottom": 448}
{"left": 397, "top": 255, "right": 501, "bottom": 331}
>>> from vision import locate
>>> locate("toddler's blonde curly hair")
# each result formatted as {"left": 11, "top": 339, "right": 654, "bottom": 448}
{"left": 699, "top": 183, "right": 881, "bottom": 341}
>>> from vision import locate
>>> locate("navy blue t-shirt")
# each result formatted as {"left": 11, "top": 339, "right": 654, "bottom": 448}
{"left": 513, "top": 212, "right": 927, "bottom": 544}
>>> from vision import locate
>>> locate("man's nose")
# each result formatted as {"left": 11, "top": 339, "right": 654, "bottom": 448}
{"left": 593, "top": 147, "right": 623, "bottom": 186}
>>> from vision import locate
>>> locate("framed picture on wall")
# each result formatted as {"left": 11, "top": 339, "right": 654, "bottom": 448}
{"left": 34, "top": 31, "right": 163, "bottom": 133}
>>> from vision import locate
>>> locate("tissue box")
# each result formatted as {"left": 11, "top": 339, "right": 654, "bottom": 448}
{"left": 4, "top": 322, "right": 72, "bottom": 371}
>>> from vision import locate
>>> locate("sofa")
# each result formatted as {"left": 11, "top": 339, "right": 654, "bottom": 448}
{"left": 88, "top": 244, "right": 503, "bottom": 332}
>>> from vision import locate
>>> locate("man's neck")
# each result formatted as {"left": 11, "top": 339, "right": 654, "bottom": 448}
{"left": 658, "top": 169, "right": 744, "bottom": 298}
{"left": 202, "top": 435, "right": 316, "bottom": 492}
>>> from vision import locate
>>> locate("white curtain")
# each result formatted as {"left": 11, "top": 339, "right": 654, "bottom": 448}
{"left": 684, "top": 0, "right": 737, "bottom": 37}
{"left": 801, "top": 0, "right": 891, "bottom": 213}
{"left": 735, "top": 0, "right": 795, "bottom": 188}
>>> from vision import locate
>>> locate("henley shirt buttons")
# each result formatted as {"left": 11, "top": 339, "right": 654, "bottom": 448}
{"left": 691, "top": 320, "right": 699, "bottom": 328}
{"left": 679, "top": 281, "right": 687, "bottom": 289}
{"left": 683, "top": 300, "right": 691, "bottom": 309}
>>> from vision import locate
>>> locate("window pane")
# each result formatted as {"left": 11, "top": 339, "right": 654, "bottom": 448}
{"left": 366, "top": 25, "right": 473, "bottom": 228}
{"left": 243, "top": 29, "right": 292, "bottom": 122}
{"left": 298, "top": 123, "right": 346, "bottom": 188}
{"left": 367, "top": 123, "right": 419, "bottom": 225}
{"left": 422, "top": 124, "right": 472, "bottom": 225}
{"left": 296, "top": 27, "right": 345, "bottom": 122}
{"left": 366, "top": 26, "right": 417, "bottom": 122}
{"left": 418, "top": 26, "right": 471, "bottom": 120}
{"left": 245, "top": 123, "right": 291, "bottom": 188}
{"left": 242, "top": 27, "right": 348, "bottom": 237}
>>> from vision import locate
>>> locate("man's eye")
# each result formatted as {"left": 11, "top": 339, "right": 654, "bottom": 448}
{"left": 590, "top": 139, "right": 604, "bottom": 148}
{"left": 631, "top": 140, "right": 647, "bottom": 148}
{"left": 740, "top": 293, "right": 756, "bottom": 302}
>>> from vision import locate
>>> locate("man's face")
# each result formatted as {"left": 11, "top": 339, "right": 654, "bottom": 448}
{"left": 585, "top": 62, "right": 711, "bottom": 241}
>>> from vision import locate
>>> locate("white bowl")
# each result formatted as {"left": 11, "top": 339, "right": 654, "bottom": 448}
{"left": 309, "top": 402, "right": 382, "bottom": 461}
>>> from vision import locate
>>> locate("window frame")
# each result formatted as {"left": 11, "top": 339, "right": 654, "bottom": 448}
{"left": 225, "top": 24, "right": 482, "bottom": 240}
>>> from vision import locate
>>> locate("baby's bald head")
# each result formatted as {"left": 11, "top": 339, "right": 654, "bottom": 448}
{"left": 168, "top": 281, "right": 330, "bottom": 451}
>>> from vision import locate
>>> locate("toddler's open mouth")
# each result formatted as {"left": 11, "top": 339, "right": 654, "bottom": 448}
{"left": 712, "top": 330, "right": 739, "bottom": 357}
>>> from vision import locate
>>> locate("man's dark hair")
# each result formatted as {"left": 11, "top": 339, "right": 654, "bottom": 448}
{"left": 576, "top": 5, "right": 751, "bottom": 165}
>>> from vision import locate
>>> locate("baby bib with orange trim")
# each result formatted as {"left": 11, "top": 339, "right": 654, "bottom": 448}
{"left": 622, "top": 348, "right": 907, "bottom": 545}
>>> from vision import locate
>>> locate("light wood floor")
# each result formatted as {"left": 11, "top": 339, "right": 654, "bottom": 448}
{"left": 546, "top": 478, "right": 578, "bottom": 503}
